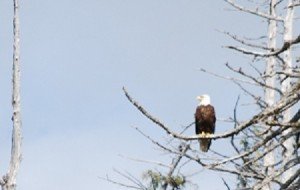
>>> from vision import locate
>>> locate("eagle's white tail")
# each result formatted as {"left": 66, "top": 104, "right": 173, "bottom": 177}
{"left": 199, "top": 139, "right": 211, "bottom": 152}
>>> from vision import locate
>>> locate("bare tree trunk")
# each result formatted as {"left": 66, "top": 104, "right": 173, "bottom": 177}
{"left": 281, "top": 0, "right": 296, "bottom": 184}
{"left": 262, "top": 1, "right": 277, "bottom": 190}
{"left": 1, "top": 0, "right": 22, "bottom": 189}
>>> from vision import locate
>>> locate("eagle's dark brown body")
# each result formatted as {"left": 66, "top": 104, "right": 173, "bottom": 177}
{"left": 195, "top": 105, "right": 216, "bottom": 152}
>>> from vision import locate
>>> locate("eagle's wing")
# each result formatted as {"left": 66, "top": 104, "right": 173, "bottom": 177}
{"left": 195, "top": 105, "right": 216, "bottom": 152}
{"left": 195, "top": 106, "right": 203, "bottom": 135}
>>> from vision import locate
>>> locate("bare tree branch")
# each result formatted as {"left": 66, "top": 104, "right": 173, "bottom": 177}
{"left": 167, "top": 144, "right": 189, "bottom": 177}
{"left": 226, "top": 34, "right": 300, "bottom": 57}
{"left": 291, "top": 109, "right": 300, "bottom": 122}
{"left": 199, "top": 68, "right": 257, "bottom": 86}
{"left": 119, "top": 154, "right": 171, "bottom": 169}
{"left": 219, "top": 30, "right": 270, "bottom": 50}
{"left": 225, "top": 63, "right": 283, "bottom": 95}
{"left": 288, "top": 2, "right": 300, "bottom": 8}
{"left": 234, "top": 82, "right": 267, "bottom": 108}
{"left": 99, "top": 175, "right": 144, "bottom": 190}
{"left": 132, "top": 126, "right": 176, "bottom": 156}
{"left": 280, "top": 168, "right": 300, "bottom": 189}
{"left": 210, "top": 166, "right": 265, "bottom": 180}
{"left": 231, "top": 95, "right": 241, "bottom": 153}
{"left": 224, "top": 0, "right": 284, "bottom": 21}
{"left": 211, "top": 126, "right": 288, "bottom": 167}
{"left": 162, "top": 144, "right": 189, "bottom": 190}
{"left": 222, "top": 178, "right": 231, "bottom": 190}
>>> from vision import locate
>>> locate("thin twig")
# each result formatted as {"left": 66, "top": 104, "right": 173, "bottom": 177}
{"left": 99, "top": 175, "right": 143, "bottom": 190}
{"left": 222, "top": 178, "right": 231, "bottom": 190}
{"left": 119, "top": 154, "right": 171, "bottom": 169}
{"left": 199, "top": 68, "right": 257, "bottom": 86}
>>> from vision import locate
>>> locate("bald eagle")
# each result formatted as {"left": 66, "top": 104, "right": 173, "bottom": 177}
{"left": 195, "top": 95, "right": 216, "bottom": 152}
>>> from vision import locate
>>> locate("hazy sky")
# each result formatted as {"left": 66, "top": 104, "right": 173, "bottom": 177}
{"left": 1, "top": 1, "right": 297, "bottom": 189}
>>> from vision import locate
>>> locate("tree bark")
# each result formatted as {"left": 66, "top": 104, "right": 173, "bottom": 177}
{"left": 281, "top": 0, "right": 296, "bottom": 184}
{"left": 262, "top": 1, "right": 277, "bottom": 189}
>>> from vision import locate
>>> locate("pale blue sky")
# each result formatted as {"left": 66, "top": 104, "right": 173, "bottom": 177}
{"left": 1, "top": 1, "right": 294, "bottom": 189}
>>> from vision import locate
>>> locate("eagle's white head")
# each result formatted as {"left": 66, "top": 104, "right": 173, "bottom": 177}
{"left": 196, "top": 94, "right": 211, "bottom": 106}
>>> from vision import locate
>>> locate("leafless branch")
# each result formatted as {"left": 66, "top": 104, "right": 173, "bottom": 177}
{"left": 248, "top": 62, "right": 264, "bottom": 77}
{"left": 225, "top": 63, "right": 283, "bottom": 95}
{"left": 224, "top": 0, "right": 284, "bottom": 21}
{"left": 280, "top": 168, "right": 300, "bottom": 189}
{"left": 287, "top": 2, "right": 300, "bottom": 8}
{"left": 234, "top": 82, "right": 267, "bottom": 108}
{"left": 209, "top": 149, "right": 241, "bottom": 168}
{"left": 162, "top": 144, "right": 189, "bottom": 190}
{"left": 219, "top": 30, "right": 270, "bottom": 50}
{"left": 226, "top": 34, "right": 300, "bottom": 57}
{"left": 210, "top": 166, "right": 265, "bottom": 180}
{"left": 119, "top": 154, "right": 171, "bottom": 169}
{"left": 179, "top": 122, "right": 194, "bottom": 135}
{"left": 231, "top": 95, "right": 241, "bottom": 154}
{"left": 132, "top": 126, "right": 176, "bottom": 155}
{"left": 211, "top": 126, "right": 288, "bottom": 167}
{"left": 291, "top": 109, "right": 300, "bottom": 122}
{"left": 99, "top": 175, "right": 144, "bottom": 190}
{"left": 222, "top": 178, "right": 231, "bottom": 190}
{"left": 253, "top": 156, "right": 299, "bottom": 189}
{"left": 199, "top": 68, "right": 257, "bottom": 86}
{"left": 168, "top": 144, "right": 189, "bottom": 176}
{"left": 275, "top": 71, "right": 300, "bottom": 78}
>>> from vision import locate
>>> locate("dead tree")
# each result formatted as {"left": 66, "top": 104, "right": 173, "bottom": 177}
{"left": 0, "top": 0, "right": 22, "bottom": 190}
{"left": 108, "top": 1, "right": 300, "bottom": 189}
